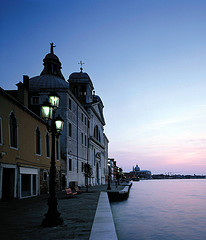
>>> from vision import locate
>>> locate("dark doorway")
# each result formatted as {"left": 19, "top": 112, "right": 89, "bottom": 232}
{"left": 2, "top": 168, "right": 15, "bottom": 201}
{"left": 61, "top": 174, "right": 66, "bottom": 189}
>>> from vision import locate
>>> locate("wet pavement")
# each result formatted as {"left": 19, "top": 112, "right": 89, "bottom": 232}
{"left": 0, "top": 184, "right": 124, "bottom": 240}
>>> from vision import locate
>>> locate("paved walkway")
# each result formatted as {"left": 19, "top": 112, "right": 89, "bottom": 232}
{"left": 0, "top": 184, "right": 124, "bottom": 240}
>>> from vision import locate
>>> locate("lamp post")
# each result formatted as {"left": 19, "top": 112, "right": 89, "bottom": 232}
{"left": 41, "top": 92, "right": 64, "bottom": 227}
{"left": 107, "top": 159, "right": 111, "bottom": 190}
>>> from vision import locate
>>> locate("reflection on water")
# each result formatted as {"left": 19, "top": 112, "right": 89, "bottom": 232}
{"left": 111, "top": 179, "right": 206, "bottom": 240}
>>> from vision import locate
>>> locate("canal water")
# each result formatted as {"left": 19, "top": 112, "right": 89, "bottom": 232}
{"left": 111, "top": 179, "right": 206, "bottom": 240}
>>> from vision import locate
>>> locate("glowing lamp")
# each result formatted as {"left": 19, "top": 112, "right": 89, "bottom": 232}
{"left": 49, "top": 92, "right": 60, "bottom": 109}
{"left": 41, "top": 100, "right": 53, "bottom": 121}
{"left": 55, "top": 115, "right": 64, "bottom": 133}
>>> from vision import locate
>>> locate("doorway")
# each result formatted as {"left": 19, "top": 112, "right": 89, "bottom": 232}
{"left": 2, "top": 168, "right": 15, "bottom": 201}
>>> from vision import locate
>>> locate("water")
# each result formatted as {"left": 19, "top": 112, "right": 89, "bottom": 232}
{"left": 111, "top": 179, "right": 206, "bottom": 240}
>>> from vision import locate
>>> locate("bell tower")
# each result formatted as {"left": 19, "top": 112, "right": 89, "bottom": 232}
{"left": 68, "top": 62, "right": 94, "bottom": 104}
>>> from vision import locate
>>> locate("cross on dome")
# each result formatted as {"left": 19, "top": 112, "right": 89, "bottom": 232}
{"left": 50, "top": 42, "right": 56, "bottom": 54}
{"left": 78, "top": 60, "right": 85, "bottom": 72}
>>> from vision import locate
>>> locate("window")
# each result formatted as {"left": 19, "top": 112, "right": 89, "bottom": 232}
{"left": 21, "top": 174, "right": 31, "bottom": 197}
{"left": 94, "top": 149, "right": 95, "bottom": 166}
{"left": 32, "top": 96, "right": 39, "bottom": 105}
{"left": 46, "top": 133, "right": 50, "bottom": 157}
{"left": 69, "top": 123, "right": 72, "bottom": 137}
{"left": 21, "top": 173, "right": 37, "bottom": 198}
{"left": 81, "top": 132, "right": 83, "bottom": 145}
{"left": 69, "top": 99, "right": 72, "bottom": 110}
{"left": 56, "top": 139, "right": 59, "bottom": 160}
{"left": 85, "top": 135, "right": 87, "bottom": 146}
{"left": 99, "top": 130, "right": 101, "bottom": 142}
{"left": 43, "top": 171, "right": 47, "bottom": 181}
{"left": 94, "top": 126, "right": 101, "bottom": 142}
{"left": 0, "top": 117, "right": 2, "bottom": 145}
{"left": 81, "top": 162, "right": 84, "bottom": 172}
{"left": 94, "top": 125, "right": 99, "bottom": 141}
{"left": 81, "top": 113, "right": 83, "bottom": 122}
{"left": 88, "top": 120, "right": 90, "bottom": 128}
{"left": 85, "top": 117, "right": 87, "bottom": 125}
{"left": 35, "top": 127, "right": 41, "bottom": 155}
{"left": 9, "top": 112, "right": 18, "bottom": 148}
{"left": 69, "top": 159, "right": 72, "bottom": 171}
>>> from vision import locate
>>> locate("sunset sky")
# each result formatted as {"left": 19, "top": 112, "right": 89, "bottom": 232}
{"left": 1, "top": 0, "right": 206, "bottom": 174}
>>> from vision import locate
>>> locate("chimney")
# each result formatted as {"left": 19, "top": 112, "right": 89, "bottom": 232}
{"left": 23, "top": 75, "right": 29, "bottom": 89}
{"left": 16, "top": 75, "right": 29, "bottom": 107}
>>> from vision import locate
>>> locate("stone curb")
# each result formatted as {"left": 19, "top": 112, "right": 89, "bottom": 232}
{"left": 89, "top": 191, "right": 118, "bottom": 240}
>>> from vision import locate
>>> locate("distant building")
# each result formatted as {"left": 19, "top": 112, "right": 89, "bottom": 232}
{"left": 127, "top": 164, "right": 151, "bottom": 179}
{"left": 0, "top": 88, "right": 61, "bottom": 200}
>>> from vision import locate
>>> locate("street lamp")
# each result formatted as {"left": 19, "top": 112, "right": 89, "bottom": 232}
{"left": 107, "top": 159, "right": 111, "bottom": 190}
{"left": 41, "top": 92, "right": 64, "bottom": 227}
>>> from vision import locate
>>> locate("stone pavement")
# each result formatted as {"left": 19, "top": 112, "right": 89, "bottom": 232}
{"left": 0, "top": 183, "right": 124, "bottom": 240}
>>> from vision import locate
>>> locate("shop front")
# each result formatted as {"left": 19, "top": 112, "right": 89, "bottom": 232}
{"left": 20, "top": 167, "right": 39, "bottom": 198}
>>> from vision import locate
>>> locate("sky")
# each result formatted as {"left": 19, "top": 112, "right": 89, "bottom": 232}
{"left": 1, "top": 0, "right": 206, "bottom": 174}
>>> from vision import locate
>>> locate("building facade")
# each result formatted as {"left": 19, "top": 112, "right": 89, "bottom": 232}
{"left": 19, "top": 44, "right": 109, "bottom": 188}
{"left": 0, "top": 88, "right": 61, "bottom": 200}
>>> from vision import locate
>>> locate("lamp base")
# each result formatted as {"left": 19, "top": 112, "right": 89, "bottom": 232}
{"left": 42, "top": 211, "right": 63, "bottom": 227}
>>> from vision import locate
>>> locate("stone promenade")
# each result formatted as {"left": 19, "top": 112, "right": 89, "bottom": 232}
{"left": 0, "top": 184, "right": 123, "bottom": 240}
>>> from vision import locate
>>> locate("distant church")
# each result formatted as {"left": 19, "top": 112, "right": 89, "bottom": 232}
{"left": 13, "top": 43, "right": 109, "bottom": 188}
{"left": 130, "top": 164, "right": 151, "bottom": 179}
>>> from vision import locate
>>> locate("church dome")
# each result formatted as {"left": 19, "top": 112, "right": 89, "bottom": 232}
{"left": 68, "top": 71, "right": 93, "bottom": 87}
{"left": 29, "top": 43, "right": 69, "bottom": 90}
{"left": 29, "top": 75, "right": 69, "bottom": 90}
{"left": 44, "top": 53, "right": 60, "bottom": 62}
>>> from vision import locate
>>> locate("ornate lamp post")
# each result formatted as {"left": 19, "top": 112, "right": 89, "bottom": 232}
{"left": 41, "top": 92, "right": 64, "bottom": 227}
{"left": 107, "top": 159, "right": 111, "bottom": 190}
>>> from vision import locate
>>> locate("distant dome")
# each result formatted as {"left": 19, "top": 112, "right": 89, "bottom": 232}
{"left": 29, "top": 75, "right": 69, "bottom": 90}
{"left": 68, "top": 71, "right": 94, "bottom": 89}
{"left": 134, "top": 165, "right": 140, "bottom": 172}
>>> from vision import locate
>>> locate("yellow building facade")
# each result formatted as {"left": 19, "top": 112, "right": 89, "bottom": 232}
{"left": 0, "top": 88, "right": 61, "bottom": 200}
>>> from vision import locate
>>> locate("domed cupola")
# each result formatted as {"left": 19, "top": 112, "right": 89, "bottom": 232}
{"left": 29, "top": 43, "right": 69, "bottom": 90}
{"left": 68, "top": 62, "right": 94, "bottom": 104}
{"left": 40, "top": 43, "right": 65, "bottom": 80}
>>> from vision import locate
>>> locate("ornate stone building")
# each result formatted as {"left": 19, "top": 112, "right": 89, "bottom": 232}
{"left": 26, "top": 44, "right": 109, "bottom": 187}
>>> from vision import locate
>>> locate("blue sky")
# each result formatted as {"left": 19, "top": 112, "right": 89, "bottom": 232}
{"left": 1, "top": 0, "right": 206, "bottom": 174}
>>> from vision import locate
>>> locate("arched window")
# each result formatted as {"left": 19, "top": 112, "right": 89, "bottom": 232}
{"left": 9, "top": 112, "right": 18, "bottom": 148}
{"left": 36, "top": 127, "right": 41, "bottom": 155}
{"left": 94, "top": 125, "right": 99, "bottom": 140}
{"left": 94, "top": 125, "right": 101, "bottom": 142}
{"left": 98, "top": 130, "right": 101, "bottom": 142}
{"left": 46, "top": 133, "right": 50, "bottom": 157}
